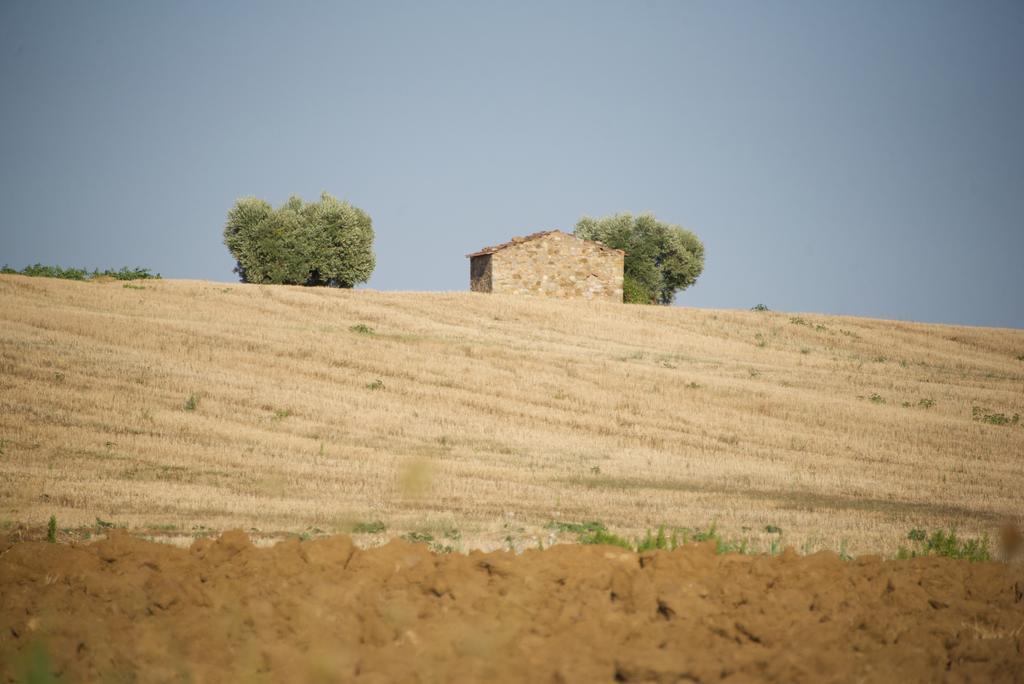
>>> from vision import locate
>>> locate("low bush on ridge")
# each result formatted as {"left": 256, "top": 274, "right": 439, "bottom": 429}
{"left": 1, "top": 264, "right": 160, "bottom": 281}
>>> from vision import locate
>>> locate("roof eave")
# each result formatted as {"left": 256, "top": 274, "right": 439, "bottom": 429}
{"left": 465, "top": 229, "right": 625, "bottom": 257}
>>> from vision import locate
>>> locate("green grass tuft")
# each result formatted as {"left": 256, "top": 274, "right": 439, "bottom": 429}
{"left": 636, "top": 525, "right": 671, "bottom": 552}
{"left": 897, "top": 528, "right": 991, "bottom": 562}
{"left": 971, "top": 406, "right": 1019, "bottom": 426}
{"left": 545, "top": 520, "right": 607, "bottom": 535}
{"left": 551, "top": 520, "right": 761, "bottom": 555}
{"left": 578, "top": 528, "right": 634, "bottom": 550}
{"left": 353, "top": 520, "right": 386, "bottom": 534}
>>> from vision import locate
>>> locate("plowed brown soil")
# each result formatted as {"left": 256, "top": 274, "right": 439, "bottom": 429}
{"left": 2, "top": 532, "right": 1023, "bottom": 683}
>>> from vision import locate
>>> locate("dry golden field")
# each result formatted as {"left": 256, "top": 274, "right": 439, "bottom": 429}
{"left": 0, "top": 274, "right": 1021, "bottom": 555}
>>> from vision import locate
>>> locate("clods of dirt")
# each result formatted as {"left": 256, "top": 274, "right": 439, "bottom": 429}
{"left": 2, "top": 531, "right": 1022, "bottom": 682}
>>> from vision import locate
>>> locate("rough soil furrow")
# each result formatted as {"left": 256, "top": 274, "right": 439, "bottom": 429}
{"left": 2, "top": 532, "right": 1022, "bottom": 682}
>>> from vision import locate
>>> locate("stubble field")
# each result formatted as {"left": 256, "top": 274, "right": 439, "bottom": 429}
{"left": 2, "top": 274, "right": 1024, "bottom": 681}
{"left": 1, "top": 274, "right": 1022, "bottom": 553}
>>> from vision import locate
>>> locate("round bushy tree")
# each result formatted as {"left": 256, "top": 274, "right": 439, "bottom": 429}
{"left": 574, "top": 213, "right": 704, "bottom": 304}
{"left": 223, "top": 192, "right": 375, "bottom": 287}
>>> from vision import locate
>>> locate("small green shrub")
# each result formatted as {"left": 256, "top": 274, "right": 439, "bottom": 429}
{"left": 191, "top": 524, "right": 215, "bottom": 538}
{"left": 918, "top": 398, "right": 935, "bottom": 409}
{"left": 897, "top": 528, "right": 991, "bottom": 562}
{"left": 20, "top": 264, "right": 89, "bottom": 280}
{"left": 869, "top": 393, "right": 885, "bottom": 404}
{"left": 972, "top": 406, "right": 1019, "bottom": 426}
{"left": 689, "top": 523, "right": 727, "bottom": 552}
{"left": 550, "top": 520, "right": 758, "bottom": 555}
{"left": 670, "top": 523, "right": 744, "bottom": 554}
{"left": 790, "top": 317, "right": 807, "bottom": 326}
{"left": 546, "top": 520, "right": 607, "bottom": 535}
{"left": 105, "top": 267, "right": 160, "bottom": 280}
{"left": 402, "top": 531, "right": 434, "bottom": 544}
{"left": 799, "top": 347, "right": 810, "bottom": 355}
{"left": 750, "top": 303, "right": 770, "bottom": 312}
{"left": 365, "top": 379, "right": 384, "bottom": 391}
{"left": 349, "top": 324, "right": 375, "bottom": 335}
{"left": 46, "top": 515, "right": 57, "bottom": 543}
{"left": 183, "top": 393, "right": 199, "bottom": 412}
{"left": 578, "top": 528, "right": 633, "bottom": 550}
{"left": 353, "top": 520, "right": 386, "bottom": 534}
{"left": 765, "top": 524, "right": 782, "bottom": 534}
{"left": 636, "top": 525, "right": 670, "bottom": 552}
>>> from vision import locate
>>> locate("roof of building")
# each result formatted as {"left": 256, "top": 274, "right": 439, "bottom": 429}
{"left": 465, "top": 230, "right": 624, "bottom": 258}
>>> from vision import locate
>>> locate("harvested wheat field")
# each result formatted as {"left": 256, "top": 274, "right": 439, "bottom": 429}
{"left": 1, "top": 274, "right": 1023, "bottom": 553}
{"left": 2, "top": 530, "right": 1023, "bottom": 682}
{"left": 2, "top": 275, "right": 1024, "bottom": 681}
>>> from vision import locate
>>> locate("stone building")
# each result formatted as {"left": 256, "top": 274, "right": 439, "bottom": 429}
{"left": 466, "top": 230, "right": 624, "bottom": 302}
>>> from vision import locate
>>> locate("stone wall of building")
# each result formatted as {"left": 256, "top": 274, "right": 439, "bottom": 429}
{"left": 488, "top": 232, "right": 624, "bottom": 302}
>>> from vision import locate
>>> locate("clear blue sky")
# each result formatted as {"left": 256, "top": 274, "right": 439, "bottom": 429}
{"left": 2, "top": 1, "right": 1022, "bottom": 328}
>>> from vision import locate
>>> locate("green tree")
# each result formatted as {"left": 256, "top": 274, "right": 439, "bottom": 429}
{"left": 574, "top": 213, "right": 704, "bottom": 304}
{"left": 223, "top": 193, "right": 375, "bottom": 287}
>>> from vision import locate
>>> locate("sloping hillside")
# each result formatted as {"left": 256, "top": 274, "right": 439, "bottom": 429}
{"left": 1, "top": 275, "right": 1021, "bottom": 554}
